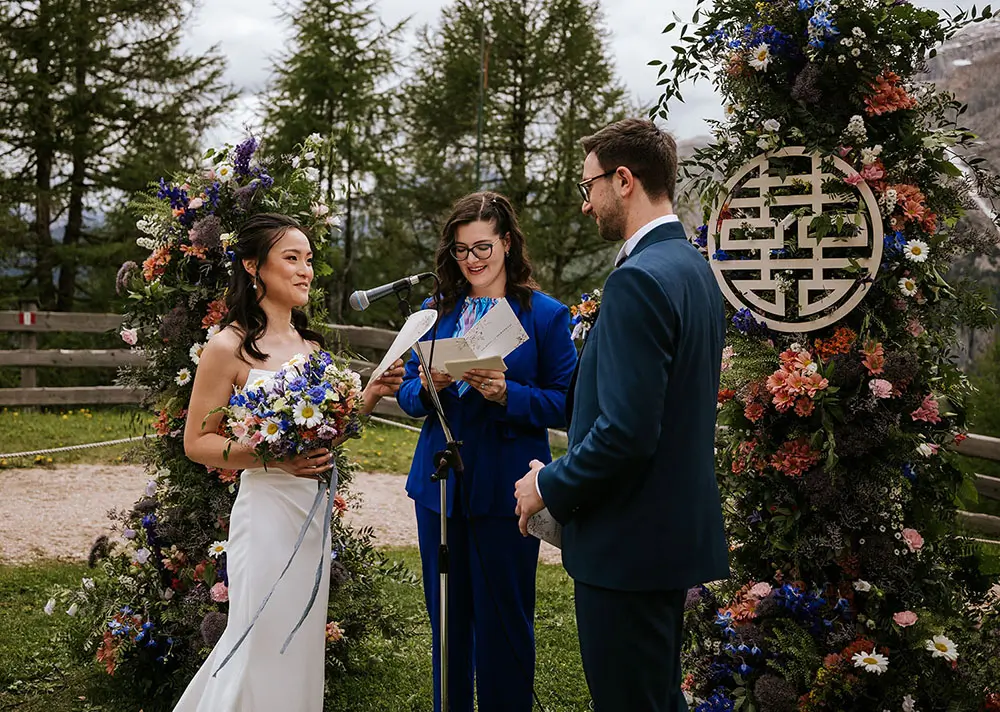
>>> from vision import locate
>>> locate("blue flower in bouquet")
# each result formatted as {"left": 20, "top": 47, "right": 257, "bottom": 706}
{"left": 884, "top": 230, "right": 908, "bottom": 257}
{"left": 156, "top": 178, "right": 189, "bottom": 211}
{"left": 214, "top": 351, "right": 365, "bottom": 463}
{"left": 695, "top": 688, "right": 735, "bottom": 712}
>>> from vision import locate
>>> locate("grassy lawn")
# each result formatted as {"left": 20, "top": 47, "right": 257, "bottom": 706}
{"left": 0, "top": 548, "right": 590, "bottom": 711}
{"left": 0, "top": 407, "right": 151, "bottom": 467}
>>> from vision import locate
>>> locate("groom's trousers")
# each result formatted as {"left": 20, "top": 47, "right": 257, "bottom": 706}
{"left": 575, "top": 581, "right": 688, "bottom": 712}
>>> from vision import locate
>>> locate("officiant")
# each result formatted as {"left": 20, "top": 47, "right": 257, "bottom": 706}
{"left": 396, "top": 191, "right": 577, "bottom": 712}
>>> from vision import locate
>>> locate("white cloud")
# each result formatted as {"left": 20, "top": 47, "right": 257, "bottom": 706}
{"left": 182, "top": 0, "right": 969, "bottom": 146}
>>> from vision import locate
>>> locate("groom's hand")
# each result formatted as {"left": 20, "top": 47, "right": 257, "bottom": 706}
{"left": 514, "top": 459, "right": 546, "bottom": 536}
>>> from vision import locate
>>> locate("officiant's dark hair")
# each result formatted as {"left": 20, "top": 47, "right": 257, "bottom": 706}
{"left": 581, "top": 118, "right": 677, "bottom": 202}
{"left": 226, "top": 213, "right": 325, "bottom": 363}
{"left": 434, "top": 191, "right": 539, "bottom": 313}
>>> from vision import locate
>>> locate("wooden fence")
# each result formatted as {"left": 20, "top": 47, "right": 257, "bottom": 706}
{"left": 2, "top": 308, "right": 998, "bottom": 539}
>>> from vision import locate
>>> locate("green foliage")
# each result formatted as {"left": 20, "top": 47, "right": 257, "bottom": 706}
{"left": 0, "top": 407, "right": 149, "bottom": 468}
{"left": 658, "top": 1, "right": 1000, "bottom": 709}
{"left": 0, "top": 1, "right": 234, "bottom": 313}
{"left": 397, "top": 0, "right": 633, "bottom": 306}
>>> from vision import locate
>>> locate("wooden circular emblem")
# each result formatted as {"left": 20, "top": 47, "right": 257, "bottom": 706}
{"left": 707, "top": 147, "right": 883, "bottom": 333}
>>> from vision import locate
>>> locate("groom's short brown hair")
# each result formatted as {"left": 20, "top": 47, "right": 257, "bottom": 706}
{"left": 581, "top": 118, "right": 677, "bottom": 203}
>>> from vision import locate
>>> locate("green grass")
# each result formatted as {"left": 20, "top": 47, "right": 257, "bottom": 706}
{"left": 0, "top": 548, "right": 589, "bottom": 711}
{"left": 345, "top": 423, "right": 420, "bottom": 475}
{"left": 0, "top": 407, "right": 150, "bottom": 468}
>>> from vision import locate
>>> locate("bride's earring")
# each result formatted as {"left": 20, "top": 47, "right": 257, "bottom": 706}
{"left": 251, "top": 274, "right": 258, "bottom": 290}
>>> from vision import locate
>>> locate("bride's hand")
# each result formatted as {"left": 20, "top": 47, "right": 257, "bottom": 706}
{"left": 364, "top": 359, "right": 405, "bottom": 399}
{"left": 275, "top": 447, "right": 332, "bottom": 480}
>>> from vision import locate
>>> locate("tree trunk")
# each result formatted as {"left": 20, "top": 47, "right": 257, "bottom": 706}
{"left": 32, "top": 0, "right": 57, "bottom": 310}
{"left": 58, "top": 0, "right": 90, "bottom": 311}
{"left": 339, "top": 130, "right": 355, "bottom": 320}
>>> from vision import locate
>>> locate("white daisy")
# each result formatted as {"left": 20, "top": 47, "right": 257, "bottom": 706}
{"left": 898, "top": 277, "right": 918, "bottom": 297}
{"left": 205, "top": 324, "right": 222, "bottom": 339}
{"left": 175, "top": 368, "right": 192, "bottom": 386}
{"left": 903, "top": 240, "right": 929, "bottom": 263}
{"left": 208, "top": 540, "right": 228, "bottom": 558}
{"left": 748, "top": 43, "right": 772, "bottom": 71}
{"left": 189, "top": 342, "right": 205, "bottom": 364}
{"left": 925, "top": 634, "right": 959, "bottom": 661}
{"left": 217, "top": 163, "right": 235, "bottom": 182}
{"left": 286, "top": 353, "right": 308, "bottom": 369}
{"left": 249, "top": 375, "right": 271, "bottom": 391}
{"left": 261, "top": 418, "right": 283, "bottom": 443}
{"left": 852, "top": 650, "right": 889, "bottom": 674}
{"left": 293, "top": 400, "right": 322, "bottom": 428}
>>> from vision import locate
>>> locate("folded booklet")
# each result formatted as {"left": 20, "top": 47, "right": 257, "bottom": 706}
{"left": 526, "top": 508, "right": 562, "bottom": 549}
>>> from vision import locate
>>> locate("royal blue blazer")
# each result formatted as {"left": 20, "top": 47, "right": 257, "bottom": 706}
{"left": 398, "top": 290, "right": 577, "bottom": 518}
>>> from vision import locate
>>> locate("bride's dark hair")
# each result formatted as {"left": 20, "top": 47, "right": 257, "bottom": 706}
{"left": 225, "top": 213, "right": 326, "bottom": 363}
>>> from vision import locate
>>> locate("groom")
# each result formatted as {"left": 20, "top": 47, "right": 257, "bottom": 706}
{"left": 514, "top": 118, "right": 730, "bottom": 711}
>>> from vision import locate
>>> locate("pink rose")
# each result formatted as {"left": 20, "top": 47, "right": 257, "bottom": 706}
{"left": 907, "top": 319, "right": 925, "bottom": 337}
{"left": 902, "top": 528, "right": 924, "bottom": 552}
{"left": 210, "top": 582, "right": 228, "bottom": 603}
{"left": 120, "top": 328, "right": 138, "bottom": 345}
{"left": 893, "top": 610, "right": 918, "bottom": 627}
{"left": 749, "top": 582, "right": 772, "bottom": 599}
{"left": 860, "top": 163, "right": 885, "bottom": 182}
{"left": 837, "top": 146, "right": 853, "bottom": 157}
{"left": 188, "top": 197, "right": 204, "bottom": 210}
{"left": 845, "top": 172, "right": 864, "bottom": 186}
{"left": 868, "top": 379, "right": 893, "bottom": 399}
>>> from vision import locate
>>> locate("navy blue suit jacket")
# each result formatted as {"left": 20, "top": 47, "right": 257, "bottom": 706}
{"left": 538, "top": 221, "right": 730, "bottom": 591}
{"left": 398, "top": 291, "right": 577, "bottom": 518}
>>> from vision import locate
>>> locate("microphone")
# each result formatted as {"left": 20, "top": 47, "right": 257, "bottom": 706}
{"left": 348, "top": 272, "right": 435, "bottom": 311}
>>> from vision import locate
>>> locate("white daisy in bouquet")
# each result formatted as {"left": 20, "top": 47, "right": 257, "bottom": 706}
{"left": 214, "top": 351, "right": 365, "bottom": 474}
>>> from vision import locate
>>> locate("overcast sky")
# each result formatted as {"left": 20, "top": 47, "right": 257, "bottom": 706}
{"left": 183, "top": 0, "right": 969, "bottom": 147}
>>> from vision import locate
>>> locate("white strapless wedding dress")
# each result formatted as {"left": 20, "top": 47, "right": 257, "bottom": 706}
{"left": 173, "top": 368, "right": 331, "bottom": 711}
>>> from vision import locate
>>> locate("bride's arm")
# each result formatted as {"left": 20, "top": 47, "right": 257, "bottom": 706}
{"left": 183, "top": 332, "right": 268, "bottom": 471}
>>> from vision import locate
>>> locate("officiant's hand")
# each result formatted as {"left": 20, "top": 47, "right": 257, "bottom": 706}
{"left": 464, "top": 368, "right": 507, "bottom": 403}
{"left": 419, "top": 365, "right": 453, "bottom": 392}
{"left": 515, "top": 459, "right": 546, "bottom": 536}
{"left": 364, "top": 359, "right": 405, "bottom": 399}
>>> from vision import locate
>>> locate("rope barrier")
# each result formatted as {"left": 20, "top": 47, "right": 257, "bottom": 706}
{"left": 0, "top": 434, "right": 155, "bottom": 460}
{"left": 0, "top": 417, "right": 422, "bottom": 460}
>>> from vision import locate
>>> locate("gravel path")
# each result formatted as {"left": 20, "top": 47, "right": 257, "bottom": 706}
{"left": 0, "top": 464, "right": 561, "bottom": 566}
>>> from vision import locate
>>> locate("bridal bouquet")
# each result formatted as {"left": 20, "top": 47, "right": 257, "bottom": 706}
{"left": 216, "top": 350, "right": 365, "bottom": 472}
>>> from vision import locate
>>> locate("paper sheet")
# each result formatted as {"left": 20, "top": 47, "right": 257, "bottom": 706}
{"left": 413, "top": 298, "right": 529, "bottom": 375}
{"left": 366, "top": 309, "right": 439, "bottom": 387}
{"left": 526, "top": 508, "right": 562, "bottom": 549}
{"left": 442, "top": 355, "right": 507, "bottom": 381}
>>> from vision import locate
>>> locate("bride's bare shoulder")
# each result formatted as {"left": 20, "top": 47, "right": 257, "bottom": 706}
{"left": 202, "top": 325, "right": 244, "bottom": 362}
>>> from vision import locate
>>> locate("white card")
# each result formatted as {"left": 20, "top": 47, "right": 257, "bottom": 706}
{"left": 442, "top": 355, "right": 507, "bottom": 381}
{"left": 366, "top": 309, "right": 439, "bottom": 388}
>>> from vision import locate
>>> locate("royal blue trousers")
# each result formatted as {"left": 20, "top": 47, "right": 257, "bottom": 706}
{"left": 414, "top": 501, "right": 540, "bottom": 712}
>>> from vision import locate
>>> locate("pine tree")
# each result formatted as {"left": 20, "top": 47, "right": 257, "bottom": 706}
{"left": 402, "top": 0, "right": 631, "bottom": 304}
{"left": 263, "top": 0, "right": 405, "bottom": 321}
{"left": 0, "top": 0, "right": 232, "bottom": 311}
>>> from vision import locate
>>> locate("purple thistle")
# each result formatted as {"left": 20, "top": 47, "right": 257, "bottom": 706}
{"left": 233, "top": 137, "right": 259, "bottom": 177}
{"left": 190, "top": 215, "right": 223, "bottom": 251}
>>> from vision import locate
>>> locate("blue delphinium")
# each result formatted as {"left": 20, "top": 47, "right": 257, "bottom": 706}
{"left": 233, "top": 137, "right": 259, "bottom": 177}
{"left": 732, "top": 308, "right": 769, "bottom": 336}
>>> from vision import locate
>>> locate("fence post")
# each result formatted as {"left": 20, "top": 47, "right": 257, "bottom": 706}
{"left": 19, "top": 301, "right": 37, "bottom": 389}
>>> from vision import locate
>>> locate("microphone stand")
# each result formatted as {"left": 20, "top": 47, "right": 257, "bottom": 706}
{"left": 393, "top": 287, "right": 462, "bottom": 712}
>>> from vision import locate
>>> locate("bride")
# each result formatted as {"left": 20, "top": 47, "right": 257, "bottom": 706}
{"left": 175, "top": 213, "right": 403, "bottom": 711}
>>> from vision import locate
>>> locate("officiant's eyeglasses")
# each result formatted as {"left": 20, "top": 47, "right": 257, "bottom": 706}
{"left": 451, "top": 238, "right": 500, "bottom": 261}
{"left": 576, "top": 170, "right": 617, "bottom": 202}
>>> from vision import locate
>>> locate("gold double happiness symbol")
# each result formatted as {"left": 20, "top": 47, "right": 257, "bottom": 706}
{"left": 707, "top": 147, "right": 884, "bottom": 333}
